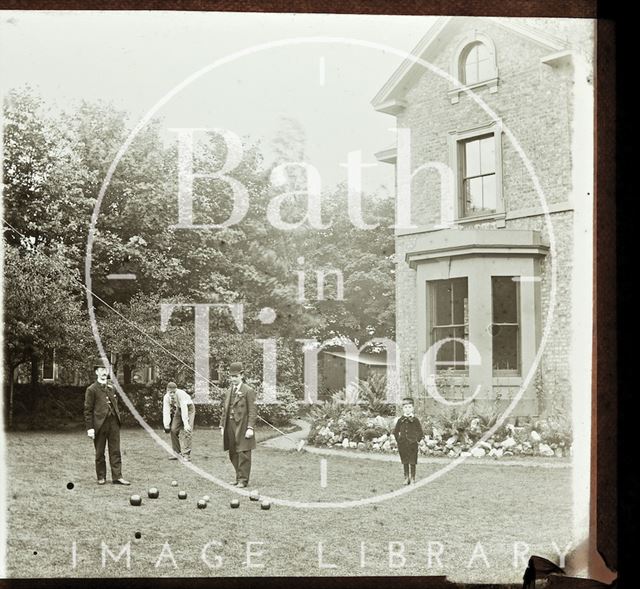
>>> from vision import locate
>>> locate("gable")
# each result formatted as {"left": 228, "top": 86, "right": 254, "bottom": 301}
{"left": 372, "top": 16, "right": 568, "bottom": 114}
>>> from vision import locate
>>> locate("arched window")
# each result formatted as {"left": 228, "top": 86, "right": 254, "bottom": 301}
{"left": 449, "top": 33, "right": 498, "bottom": 103}
{"left": 461, "top": 42, "right": 492, "bottom": 85}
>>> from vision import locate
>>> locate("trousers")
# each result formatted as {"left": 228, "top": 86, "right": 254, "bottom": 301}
{"left": 94, "top": 412, "right": 122, "bottom": 480}
{"left": 225, "top": 424, "right": 251, "bottom": 484}
{"left": 170, "top": 404, "right": 195, "bottom": 457}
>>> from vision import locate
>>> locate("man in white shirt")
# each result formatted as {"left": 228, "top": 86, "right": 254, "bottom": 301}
{"left": 162, "top": 381, "right": 195, "bottom": 462}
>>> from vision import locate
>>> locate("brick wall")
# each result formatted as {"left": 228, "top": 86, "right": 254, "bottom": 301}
{"left": 391, "top": 18, "right": 592, "bottom": 415}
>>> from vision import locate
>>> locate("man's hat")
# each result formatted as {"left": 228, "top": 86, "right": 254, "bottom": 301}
{"left": 92, "top": 357, "right": 108, "bottom": 370}
{"left": 228, "top": 362, "right": 244, "bottom": 375}
{"left": 401, "top": 397, "right": 415, "bottom": 405}
{"left": 166, "top": 382, "right": 177, "bottom": 391}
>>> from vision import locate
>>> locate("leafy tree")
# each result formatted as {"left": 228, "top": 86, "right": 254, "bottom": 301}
{"left": 3, "top": 87, "right": 395, "bottom": 406}
{"left": 3, "top": 243, "right": 92, "bottom": 422}
{"left": 276, "top": 184, "right": 396, "bottom": 345}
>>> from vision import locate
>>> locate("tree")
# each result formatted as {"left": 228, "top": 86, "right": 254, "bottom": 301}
{"left": 3, "top": 243, "right": 92, "bottom": 422}
{"left": 3, "top": 86, "right": 395, "bottom": 402}
{"left": 278, "top": 184, "right": 396, "bottom": 345}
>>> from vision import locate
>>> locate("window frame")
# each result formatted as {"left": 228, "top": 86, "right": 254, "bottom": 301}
{"left": 449, "top": 33, "right": 499, "bottom": 104}
{"left": 447, "top": 120, "right": 505, "bottom": 223}
{"left": 428, "top": 277, "right": 470, "bottom": 374}
{"left": 491, "top": 276, "right": 521, "bottom": 376}
{"left": 460, "top": 41, "right": 493, "bottom": 86}
{"left": 41, "top": 348, "right": 57, "bottom": 382}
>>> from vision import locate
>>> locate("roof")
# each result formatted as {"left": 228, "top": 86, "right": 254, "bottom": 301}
{"left": 371, "top": 16, "right": 568, "bottom": 113}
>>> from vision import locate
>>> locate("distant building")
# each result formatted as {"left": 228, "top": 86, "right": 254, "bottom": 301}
{"left": 372, "top": 17, "right": 593, "bottom": 416}
{"left": 318, "top": 349, "right": 388, "bottom": 399}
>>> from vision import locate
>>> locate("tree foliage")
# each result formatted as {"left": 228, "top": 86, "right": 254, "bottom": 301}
{"left": 3, "top": 87, "right": 395, "bottom": 392}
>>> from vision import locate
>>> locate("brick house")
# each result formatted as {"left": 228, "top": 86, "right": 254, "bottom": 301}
{"left": 372, "top": 17, "right": 594, "bottom": 417}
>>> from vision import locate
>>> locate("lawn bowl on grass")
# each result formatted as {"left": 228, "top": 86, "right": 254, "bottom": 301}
{"left": 171, "top": 480, "right": 178, "bottom": 487}
{"left": 197, "top": 499, "right": 207, "bottom": 509}
{"left": 129, "top": 494, "right": 142, "bottom": 506}
{"left": 147, "top": 487, "right": 159, "bottom": 499}
{"left": 178, "top": 490, "right": 187, "bottom": 500}
{"left": 230, "top": 499, "right": 240, "bottom": 509}
{"left": 202, "top": 495, "right": 210, "bottom": 503}
{"left": 5, "top": 429, "right": 574, "bottom": 581}
{"left": 260, "top": 500, "right": 271, "bottom": 511}
{"left": 249, "top": 490, "right": 260, "bottom": 501}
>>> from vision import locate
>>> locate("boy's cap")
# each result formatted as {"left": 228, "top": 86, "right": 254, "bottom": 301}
{"left": 229, "top": 362, "right": 244, "bottom": 375}
{"left": 401, "top": 397, "right": 415, "bottom": 405}
{"left": 166, "top": 382, "right": 177, "bottom": 391}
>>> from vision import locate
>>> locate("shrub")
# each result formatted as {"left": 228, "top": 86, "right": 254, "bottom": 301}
{"left": 308, "top": 395, "right": 347, "bottom": 424}
{"left": 434, "top": 405, "right": 474, "bottom": 441}
{"left": 119, "top": 384, "right": 164, "bottom": 426}
{"left": 209, "top": 335, "right": 304, "bottom": 399}
{"left": 256, "top": 385, "right": 299, "bottom": 427}
{"left": 355, "top": 374, "right": 396, "bottom": 416}
{"left": 305, "top": 381, "right": 573, "bottom": 459}
{"left": 361, "top": 426, "right": 386, "bottom": 441}
{"left": 534, "top": 414, "right": 572, "bottom": 447}
{"left": 8, "top": 380, "right": 299, "bottom": 430}
{"left": 340, "top": 409, "right": 369, "bottom": 439}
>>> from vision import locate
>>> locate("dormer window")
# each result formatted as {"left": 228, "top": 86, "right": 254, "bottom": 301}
{"left": 449, "top": 33, "right": 499, "bottom": 103}
{"left": 461, "top": 42, "right": 492, "bottom": 85}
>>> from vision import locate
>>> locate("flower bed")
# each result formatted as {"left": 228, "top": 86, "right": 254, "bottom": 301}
{"left": 307, "top": 402, "right": 572, "bottom": 459}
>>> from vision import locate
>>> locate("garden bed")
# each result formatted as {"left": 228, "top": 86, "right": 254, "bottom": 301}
{"left": 307, "top": 398, "right": 572, "bottom": 459}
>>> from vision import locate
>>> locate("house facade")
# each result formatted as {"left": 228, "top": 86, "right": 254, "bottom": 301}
{"left": 373, "top": 17, "right": 594, "bottom": 417}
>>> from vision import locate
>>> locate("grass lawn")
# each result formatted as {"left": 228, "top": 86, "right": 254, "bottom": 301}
{"left": 4, "top": 427, "right": 573, "bottom": 583}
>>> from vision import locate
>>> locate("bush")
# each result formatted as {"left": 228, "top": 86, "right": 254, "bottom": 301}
{"left": 256, "top": 385, "right": 300, "bottom": 427}
{"left": 533, "top": 414, "right": 572, "bottom": 448}
{"left": 8, "top": 380, "right": 299, "bottom": 430}
{"left": 10, "top": 383, "right": 85, "bottom": 429}
{"left": 209, "top": 335, "right": 305, "bottom": 399}
{"left": 305, "top": 385, "right": 573, "bottom": 459}
{"left": 355, "top": 374, "right": 396, "bottom": 416}
{"left": 118, "top": 384, "right": 163, "bottom": 426}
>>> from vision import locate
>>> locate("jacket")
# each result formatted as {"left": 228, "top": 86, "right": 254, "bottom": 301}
{"left": 220, "top": 382, "right": 257, "bottom": 452}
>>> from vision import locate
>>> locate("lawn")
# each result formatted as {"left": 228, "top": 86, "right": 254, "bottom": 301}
{"left": 4, "top": 427, "right": 573, "bottom": 583}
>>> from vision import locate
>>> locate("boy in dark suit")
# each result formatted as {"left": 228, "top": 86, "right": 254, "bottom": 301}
{"left": 84, "top": 359, "right": 130, "bottom": 485}
{"left": 393, "top": 397, "right": 424, "bottom": 484}
{"left": 219, "top": 362, "right": 257, "bottom": 488}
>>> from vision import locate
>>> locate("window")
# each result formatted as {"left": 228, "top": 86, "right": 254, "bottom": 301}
{"left": 462, "top": 135, "right": 496, "bottom": 216}
{"left": 491, "top": 276, "right": 520, "bottom": 374}
{"left": 447, "top": 120, "right": 504, "bottom": 221}
{"left": 430, "top": 278, "right": 469, "bottom": 371}
{"left": 145, "top": 365, "right": 158, "bottom": 382}
{"left": 449, "top": 34, "right": 499, "bottom": 103}
{"left": 42, "top": 348, "right": 56, "bottom": 381}
{"left": 461, "top": 42, "right": 492, "bottom": 86}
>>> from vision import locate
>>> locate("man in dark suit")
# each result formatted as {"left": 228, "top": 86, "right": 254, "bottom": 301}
{"left": 219, "top": 362, "right": 257, "bottom": 487}
{"left": 84, "top": 359, "right": 130, "bottom": 485}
